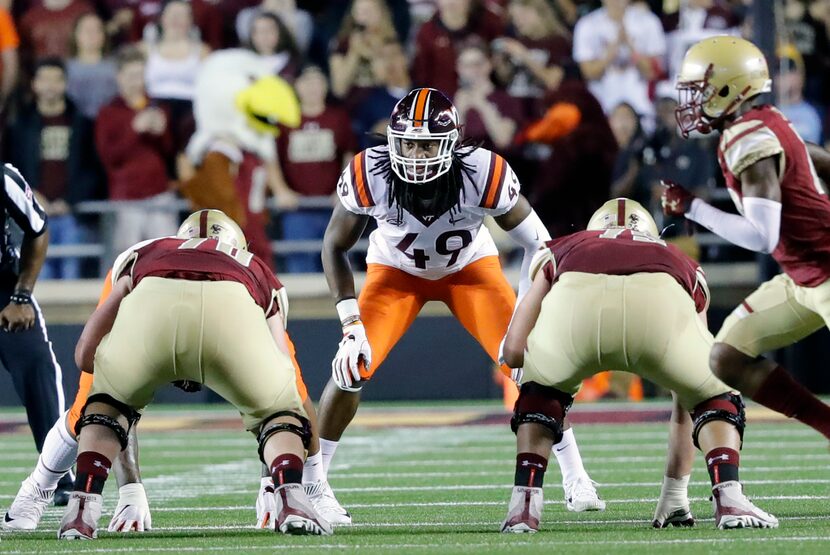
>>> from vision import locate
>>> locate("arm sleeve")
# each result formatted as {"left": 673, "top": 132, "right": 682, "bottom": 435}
{"left": 2, "top": 164, "right": 47, "bottom": 236}
{"left": 506, "top": 210, "right": 552, "bottom": 301}
{"left": 686, "top": 196, "right": 781, "bottom": 254}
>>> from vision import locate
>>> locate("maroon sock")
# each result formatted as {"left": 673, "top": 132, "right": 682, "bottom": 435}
{"left": 269, "top": 454, "right": 303, "bottom": 486}
{"left": 705, "top": 447, "right": 739, "bottom": 485}
{"left": 514, "top": 453, "right": 548, "bottom": 488}
{"left": 754, "top": 366, "right": 830, "bottom": 439}
{"left": 74, "top": 452, "right": 112, "bottom": 494}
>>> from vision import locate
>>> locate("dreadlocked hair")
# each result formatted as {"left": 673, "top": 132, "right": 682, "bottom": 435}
{"left": 367, "top": 138, "right": 480, "bottom": 222}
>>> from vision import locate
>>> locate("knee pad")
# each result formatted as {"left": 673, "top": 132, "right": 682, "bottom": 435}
{"left": 75, "top": 394, "right": 141, "bottom": 451}
{"left": 510, "top": 382, "right": 573, "bottom": 443}
{"left": 257, "top": 411, "right": 312, "bottom": 464}
{"left": 691, "top": 392, "right": 745, "bottom": 449}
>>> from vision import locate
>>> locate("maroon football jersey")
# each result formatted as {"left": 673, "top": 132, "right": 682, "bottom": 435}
{"left": 119, "top": 237, "right": 283, "bottom": 318}
{"left": 542, "top": 229, "right": 709, "bottom": 312}
{"left": 717, "top": 105, "right": 830, "bottom": 286}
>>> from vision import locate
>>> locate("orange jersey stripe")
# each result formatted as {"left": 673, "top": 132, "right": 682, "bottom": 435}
{"left": 413, "top": 89, "right": 429, "bottom": 127}
{"left": 97, "top": 270, "right": 114, "bottom": 307}
{"left": 352, "top": 152, "right": 373, "bottom": 207}
{"left": 482, "top": 155, "right": 506, "bottom": 209}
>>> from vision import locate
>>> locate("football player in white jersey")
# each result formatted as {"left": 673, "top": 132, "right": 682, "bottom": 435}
{"left": 305, "top": 88, "right": 604, "bottom": 523}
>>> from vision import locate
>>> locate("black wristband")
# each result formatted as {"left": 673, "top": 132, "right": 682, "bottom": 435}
{"left": 10, "top": 291, "right": 32, "bottom": 305}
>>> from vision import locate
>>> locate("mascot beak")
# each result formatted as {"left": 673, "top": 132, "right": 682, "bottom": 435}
{"left": 235, "top": 75, "right": 301, "bottom": 136}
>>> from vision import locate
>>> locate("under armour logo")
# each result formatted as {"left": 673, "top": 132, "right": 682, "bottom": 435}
{"left": 521, "top": 461, "right": 544, "bottom": 469}
{"left": 93, "top": 460, "right": 110, "bottom": 475}
{"left": 707, "top": 454, "right": 730, "bottom": 465}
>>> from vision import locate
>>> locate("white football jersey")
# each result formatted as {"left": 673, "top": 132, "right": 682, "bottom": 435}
{"left": 337, "top": 146, "right": 520, "bottom": 280}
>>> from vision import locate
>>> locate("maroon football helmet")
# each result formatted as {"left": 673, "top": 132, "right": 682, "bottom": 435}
{"left": 387, "top": 88, "right": 460, "bottom": 183}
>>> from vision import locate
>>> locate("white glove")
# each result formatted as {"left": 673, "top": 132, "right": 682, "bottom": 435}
{"left": 652, "top": 475, "right": 694, "bottom": 528}
{"left": 332, "top": 322, "right": 371, "bottom": 391}
{"left": 498, "top": 336, "right": 523, "bottom": 384}
{"left": 255, "top": 477, "right": 275, "bottom": 529}
{"left": 108, "top": 483, "right": 152, "bottom": 532}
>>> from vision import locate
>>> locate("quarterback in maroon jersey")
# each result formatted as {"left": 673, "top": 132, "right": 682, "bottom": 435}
{"left": 662, "top": 36, "right": 830, "bottom": 441}
{"left": 499, "top": 198, "right": 776, "bottom": 532}
{"left": 57, "top": 210, "right": 331, "bottom": 539}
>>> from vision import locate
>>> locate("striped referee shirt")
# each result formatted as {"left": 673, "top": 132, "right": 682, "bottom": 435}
{"left": 1, "top": 164, "right": 48, "bottom": 271}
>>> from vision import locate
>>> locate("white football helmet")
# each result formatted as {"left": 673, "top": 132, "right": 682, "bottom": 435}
{"left": 587, "top": 198, "right": 660, "bottom": 237}
{"left": 177, "top": 209, "right": 247, "bottom": 249}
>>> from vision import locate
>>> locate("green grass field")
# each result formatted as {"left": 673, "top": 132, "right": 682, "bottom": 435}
{"left": 1, "top": 403, "right": 829, "bottom": 554}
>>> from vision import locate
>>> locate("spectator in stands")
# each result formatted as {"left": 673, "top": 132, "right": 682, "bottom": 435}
{"left": 783, "top": 0, "right": 830, "bottom": 107}
{"left": 237, "top": 0, "right": 314, "bottom": 55}
{"left": 0, "top": 3, "right": 18, "bottom": 111}
{"left": 6, "top": 58, "right": 101, "bottom": 279}
{"left": 641, "top": 87, "right": 717, "bottom": 233}
{"left": 328, "top": 0, "right": 397, "bottom": 103}
{"left": 276, "top": 65, "right": 356, "bottom": 273}
{"left": 778, "top": 43, "right": 824, "bottom": 144}
{"left": 19, "top": 0, "right": 93, "bottom": 60}
{"left": 66, "top": 13, "right": 118, "bottom": 119}
{"left": 144, "top": 0, "right": 209, "bottom": 175}
{"left": 247, "top": 12, "right": 300, "bottom": 81}
{"left": 492, "top": 0, "right": 571, "bottom": 114}
{"left": 662, "top": 0, "right": 741, "bottom": 84}
{"left": 412, "top": 0, "right": 505, "bottom": 97}
{"left": 522, "top": 63, "right": 617, "bottom": 237}
{"left": 608, "top": 102, "right": 648, "bottom": 203}
{"left": 353, "top": 39, "right": 410, "bottom": 149}
{"left": 572, "top": 0, "right": 665, "bottom": 126}
{"left": 96, "top": 47, "right": 177, "bottom": 255}
{"left": 454, "top": 43, "right": 522, "bottom": 152}
{"left": 111, "top": 0, "right": 223, "bottom": 50}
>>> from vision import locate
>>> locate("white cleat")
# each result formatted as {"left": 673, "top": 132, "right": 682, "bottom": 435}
{"left": 564, "top": 476, "right": 606, "bottom": 512}
{"left": 501, "top": 486, "right": 543, "bottom": 533}
{"left": 3, "top": 476, "right": 54, "bottom": 531}
{"left": 712, "top": 481, "right": 778, "bottom": 529}
{"left": 274, "top": 483, "right": 332, "bottom": 536}
{"left": 58, "top": 492, "right": 103, "bottom": 539}
{"left": 304, "top": 480, "right": 352, "bottom": 525}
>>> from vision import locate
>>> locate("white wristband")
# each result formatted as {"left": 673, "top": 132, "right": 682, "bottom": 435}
{"left": 336, "top": 298, "right": 361, "bottom": 327}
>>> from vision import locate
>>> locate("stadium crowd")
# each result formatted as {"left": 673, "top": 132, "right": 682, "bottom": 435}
{"left": 0, "top": 0, "right": 828, "bottom": 276}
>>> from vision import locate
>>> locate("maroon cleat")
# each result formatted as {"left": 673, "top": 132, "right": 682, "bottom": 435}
{"left": 273, "top": 483, "right": 332, "bottom": 536}
{"left": 501, "top": 486, "right": 543, "bottom": 533}
{"left": 58, "top": 492, "right": 102, "bottom": 540}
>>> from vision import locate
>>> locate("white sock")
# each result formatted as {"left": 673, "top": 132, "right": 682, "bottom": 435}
{"left": 320, "top": 438, "right": 339, "bottom": 476}
{"left": 552, "top": 428, "right": 587, "bottom": 484}
{"left": 31, "top": 413, "right": 78, "bottom": 491}
{"left": 302, "top": 452, "right": 325, "bottom": 484}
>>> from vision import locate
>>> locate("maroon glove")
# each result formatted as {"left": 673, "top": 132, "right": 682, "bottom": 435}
{"left": 660, "top": 180, "right": 696, "bottom": 216}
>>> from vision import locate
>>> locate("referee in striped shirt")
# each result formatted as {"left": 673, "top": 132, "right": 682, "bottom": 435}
{"left": 0, "top": 163, "right": 73, "bottom": 503}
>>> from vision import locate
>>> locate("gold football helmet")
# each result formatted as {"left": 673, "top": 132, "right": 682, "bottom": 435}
{"left": 587, "top": 198, "right": 660, "bottom": 237}
{"left": 675, "top": 36, "right": 771, "bottom": 137}
{"left": 177, "top": 209, "right": 247, "bottom": 250}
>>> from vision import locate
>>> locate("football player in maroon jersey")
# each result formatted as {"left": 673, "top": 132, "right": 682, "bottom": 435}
{"left": 499, "top": 198, "right": 777, "bottom": 532}
{"left": 57, "top": 210, "right": 331, "bottom": 539}
{"left": 662, "top": 37, "right": 830, "bottom": 441}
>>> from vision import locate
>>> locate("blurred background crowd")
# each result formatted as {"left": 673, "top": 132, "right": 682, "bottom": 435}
{"left": 0, "top": 0, "right": 827, "bottom": 277}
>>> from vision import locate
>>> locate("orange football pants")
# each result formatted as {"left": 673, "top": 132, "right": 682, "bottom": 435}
{"left": 356, "top": 256, "right": 516, "bottom": 380}
{"left": 66, "top": 272, "right": 309, "bottom": 433}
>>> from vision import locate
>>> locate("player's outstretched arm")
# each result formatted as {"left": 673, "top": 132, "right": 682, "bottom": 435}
{"left": 75, "top": 275, "right": 131, "bottom": 373}
{"left": 494, "top": 195, "right": 551, "bottom": 301}
{"left": 501, "top": 270, "right": 551, "bottom": 369}
{"left": 661, "top": 158, "right": 782, "bottom": 254}
{"left": 321, "top": 203, "right": 369, "bottom": 302}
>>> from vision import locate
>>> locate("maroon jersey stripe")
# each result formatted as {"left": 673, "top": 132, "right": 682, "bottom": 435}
{"left": 617, "top": 199, "right": 625, "bottom": 226}
{"left": 199, "top": 210, "right": 208, "bottom": 237}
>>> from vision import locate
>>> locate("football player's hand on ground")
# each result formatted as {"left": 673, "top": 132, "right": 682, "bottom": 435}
{"left": 255, "top": 477, "right": 275, "bottom": 529}
{"left": 332, "top": 322, "right": 371, "bottom": 391}
{"left": 660, "top": 180, "right": 696, "bottom": 216}
{"left": 108, "top": 483, "right": 152, "bottom": 532}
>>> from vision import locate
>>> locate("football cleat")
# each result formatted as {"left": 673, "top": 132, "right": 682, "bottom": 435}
{"left": 305, "top": 480, "right": 352, "bottom": 525}
{"left": 564, "top": 476, "right": 606, "bottom": 512}
{"left": 501, "top": 486, "right": 543, "bottom": 533}
{"left": 3, "top": 476, "right": 54, "bottom": 531}
{"left": 712, "top": 481, "right": 778, "bottom": 529}
{"left": 273, "top": 483, "right": 332, "bottom": 536}
{"left": 58, "top": 492, "right": 103, "bottom": 540}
